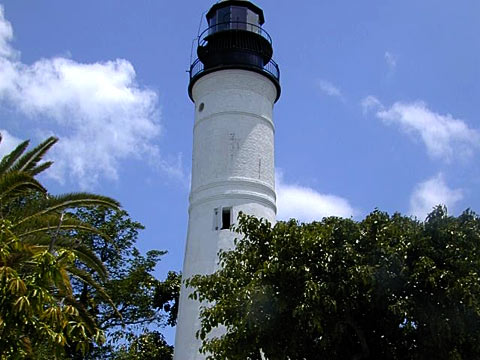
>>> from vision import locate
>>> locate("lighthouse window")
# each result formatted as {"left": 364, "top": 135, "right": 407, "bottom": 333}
{"left": 217, "top": 7, "right": 231, "bottom": 31}
{"left": 231, "top": 6, "right": 247, "bottom": 29}
{"left": 198, "top": 102, "right": 204, "bottom": 112}
{"left": 221, "top": 207, "right": 232, "bottom": 230}
{"left": 208, "top": 14, "right": 217, "bottom": 34}
{"left": 246, "top": 11, "right": 260, "bottom": 32}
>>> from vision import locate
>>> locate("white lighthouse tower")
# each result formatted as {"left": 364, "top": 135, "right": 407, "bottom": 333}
{"left": 174, "top": 1, "right": 280, "bottom": 358}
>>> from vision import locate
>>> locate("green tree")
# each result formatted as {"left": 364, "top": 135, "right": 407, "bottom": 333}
{"left": 111, "top": 331, "right": 173, "bottom": 360}
{"left": 188, "top": 208, "right": 480, "bottom": 360}
{"left": 68, "top": 206, "right": 180, "bottom": 359}
{"left": 0, "top": 220, "right": 105, "bottom": 358}
{"left": 0, "top": 137, "right": 120, "bottom": 358}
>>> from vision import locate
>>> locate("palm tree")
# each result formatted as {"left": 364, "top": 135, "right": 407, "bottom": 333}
{"left": 0, "top": 136, "right": 122, "bottom": 358}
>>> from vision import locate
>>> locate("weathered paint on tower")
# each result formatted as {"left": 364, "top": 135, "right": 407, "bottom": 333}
{"left": 174, "top": 1, "right": 280, "bottom": 358}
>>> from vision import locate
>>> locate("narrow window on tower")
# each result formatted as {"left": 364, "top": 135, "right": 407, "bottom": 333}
{"left": 221, "top": 207, "right": 232, "bottom": 230}
{"left": 213, "top": 208, "right": 220, "bottom": 231}
{"left": 231, "top": 6, "right": 246, "bottom": 30}
{"left": 217, "top": 7, "right": 230, "bottom": 31}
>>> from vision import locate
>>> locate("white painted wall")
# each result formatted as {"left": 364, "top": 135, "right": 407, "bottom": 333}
{"left": 173, "top": 69, "right": 278, "bottom": 360}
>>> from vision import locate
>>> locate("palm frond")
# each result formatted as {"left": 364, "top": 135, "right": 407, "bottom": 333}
{"left": 0, "top": 140, "right": 30, "bottom": 176}
{"left": 13, "top": 193, "right": 120, "bottom": 228}
{"left": 16, "top": 229, "right": 108, "bottom": 279}
{"left": 67, "top": 266, "right": 122, "bottom": 323}
{"left": 28, "top": 161, "right": 54, "bottom": 176}
{"left": 18, "top": 235, "right": 106, "bottom": 279}
{"left": 20, "top": 236, "right": 75, "bottom": 248}
{"left": 10, "top": 136, "right": 58, "bottom": 175}
{"left": 16, "top": 216, "right": 111, "bottom": 243}
{"left": 0, "top": 171, "right": 46, "bottom": 203}
{"left": 13, "top": 213, "right": 109, "bottom": 279}
{"left": 71, "top": 245, "right": 108, "bottom": 280}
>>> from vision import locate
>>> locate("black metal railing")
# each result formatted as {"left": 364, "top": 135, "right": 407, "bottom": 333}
{"left": 190, "top": 58, "right": 204, "bottom": 79}
{"left": 198, "top": 21, "right": 272, "bottom": 47}
{"left": 189, "top": 57, "right": 280, "bottom": 82}
{"left": 263, "top": 58, "right": 280, "bottom": 79}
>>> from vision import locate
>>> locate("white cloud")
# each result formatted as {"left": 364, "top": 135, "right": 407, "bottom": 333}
{"left": 276, "top": 172, "right": 356, "bottom": 222}
{"left": 317, "top": 79, "right": 344, "bottom": 100}
{"left": 409, "top": 173, "right": 463, "bottom": 220}
{"left": 0, "top": 7, "right": 16, "bottom": 59}
{"left": 384, "top": 51, "right": 397, "bottom": 71}
{"left": 0, "top": 6, "right": 183, "bottom": 188}
{"left": 362, "top": 96, "right": 480, "bottom": 161}
{"left": 361, "top": 95, "right": 383, "bottom": 114}
{"left": 0, "top": 129, "right": 22, "bottom": 158}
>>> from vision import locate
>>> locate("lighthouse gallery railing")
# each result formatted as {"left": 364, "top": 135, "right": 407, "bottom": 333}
{"left": 189, "top": 22, "right": 280, "bottom": 82}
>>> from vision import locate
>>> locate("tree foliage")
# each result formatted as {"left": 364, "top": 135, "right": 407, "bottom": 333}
{"left": 0, "top": 219, "right": 106, "bottom": 358}
{"left": 0, "top": 137, "right": 120, "bottom": 358}
{"left": 110, "top": 331, "right": 173, "bottom": 360}
{"left": 69, "top": 206, "right": 180, "bottom": 359}
{"left": 188, "top": 208, "right": 480, "bottom": 360}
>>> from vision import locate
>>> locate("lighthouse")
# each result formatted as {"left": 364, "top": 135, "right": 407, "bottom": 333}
{"left": 174, "top": 0, "right": 280, "bottom": 358}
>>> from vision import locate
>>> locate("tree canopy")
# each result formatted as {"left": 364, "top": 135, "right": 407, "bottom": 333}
{"left": 70, "top": 206, "right": 180, "bottom": 359}
{"left": 188, "top": 208, "right": 480, "bottom": 360}
{"left": 0, "top": 137, "right": 122, "bottom": 358}
{"left": 110, "top": 331, "right": 174, "bottom": 360}
{"left": 0, "top": 137, "right": 180, "bottom": 359}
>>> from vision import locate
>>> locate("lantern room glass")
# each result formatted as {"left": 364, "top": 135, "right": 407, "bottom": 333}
{"left": 208, "top": 5, "right": 261, "bottom": 34}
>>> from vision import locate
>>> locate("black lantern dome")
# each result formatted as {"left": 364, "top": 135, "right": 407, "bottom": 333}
{"left": 189, "top": 0, "right": 280, "bottom": 101}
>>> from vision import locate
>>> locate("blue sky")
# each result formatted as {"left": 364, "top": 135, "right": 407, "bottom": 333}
{"left": 0, "top": 0, "right": 479, "bottom": 343}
